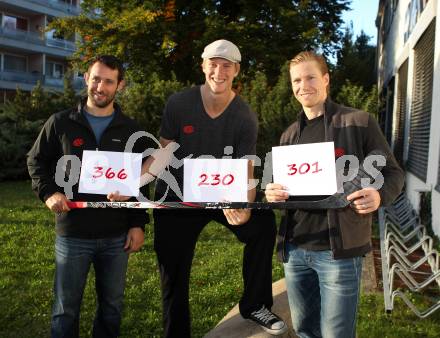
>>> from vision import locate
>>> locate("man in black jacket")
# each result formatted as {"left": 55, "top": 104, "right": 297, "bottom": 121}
{"left": 152, "top": 39, "right": 286, "bottom": 337}
{"left": 27, "top": 55, "right": 148, "bottom": 338}
{"left": 265, "top": 51, "right": 404, "bottom": 338}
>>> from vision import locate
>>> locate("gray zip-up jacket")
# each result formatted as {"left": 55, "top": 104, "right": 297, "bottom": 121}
{"left": 277, "top": 99, "right": 404, "bottom": 260}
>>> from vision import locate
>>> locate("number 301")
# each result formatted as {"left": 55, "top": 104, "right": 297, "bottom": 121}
{"left": 287, "top": 162, "right": 322, "bottom": 176}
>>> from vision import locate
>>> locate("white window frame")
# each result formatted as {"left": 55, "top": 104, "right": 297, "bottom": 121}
{"left": 46, "top": 60, "right": 65, "bottom": 78}
{"left": 1, "top": 12, "right": 29, "bottom": 31}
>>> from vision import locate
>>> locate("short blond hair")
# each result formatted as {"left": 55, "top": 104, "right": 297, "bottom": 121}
{"left": 289, "top": 51, "right": 329, "bottom": 75}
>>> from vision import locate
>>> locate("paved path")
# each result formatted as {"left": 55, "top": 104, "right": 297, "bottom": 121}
{"left": 204, "top": 251, "right": 377, "bottom": 337}
{"left": 204, "top": 278, "right": 296, "bottom": 338}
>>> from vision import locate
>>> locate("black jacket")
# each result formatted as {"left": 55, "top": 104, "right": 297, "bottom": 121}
{"left": 277, "top": 99, "right": 404, "bottom": 260}
{"left": 27, "top": 100, "right": 149, "bottom": 239}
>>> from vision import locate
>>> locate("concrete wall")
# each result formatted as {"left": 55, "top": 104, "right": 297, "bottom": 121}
{"left": 29, "top": 14, "right": 45, "bottom": 36}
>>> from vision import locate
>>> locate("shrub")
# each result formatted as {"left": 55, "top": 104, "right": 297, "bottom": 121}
{"left": 241, "top": 63, "right": 300, "bottom": 160}
{"left": 0, "top": 103, "right": 44, "bottom": 180}
{"left": 336, "top": 80, "right": 379, "bottom": 118}
{"left": 0, "top": 79, "right": 80, "bottom": 181}
{"left": 118, "top": 73, "right": 185, "bottom": 137}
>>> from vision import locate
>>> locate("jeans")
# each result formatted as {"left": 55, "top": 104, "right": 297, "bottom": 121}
{"left": 51, "top": 234, "right": 128, "bottom": 338}
{"left": 283, "top": 243, "right": 363, "bottom": 338}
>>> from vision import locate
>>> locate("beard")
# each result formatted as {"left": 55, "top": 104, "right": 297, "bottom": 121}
{"left": 88, "top": 89, "right": 117, "bottom": 108}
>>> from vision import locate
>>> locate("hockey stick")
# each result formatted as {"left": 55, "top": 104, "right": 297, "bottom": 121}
{"left": 67, "top": 200, "right": 342, "bottom": 210}
{"left": 67, "top": 150, "right": 386, "bottom": 210}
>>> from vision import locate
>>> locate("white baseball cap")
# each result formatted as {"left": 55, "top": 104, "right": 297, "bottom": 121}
{"left": 201, "top": 39, "right": 241, "bottom": 63}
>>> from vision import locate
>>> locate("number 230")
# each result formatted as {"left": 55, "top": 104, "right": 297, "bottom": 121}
{"left": 198, "top": 174, "right": 234, "bottom": 186}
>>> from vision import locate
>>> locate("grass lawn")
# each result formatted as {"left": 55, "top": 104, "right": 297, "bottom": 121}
{"left": 1, "top": 181, "right": 439, "bottom": 337}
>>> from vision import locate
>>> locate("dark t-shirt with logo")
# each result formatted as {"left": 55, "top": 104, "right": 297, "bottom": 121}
{"left": 287, "top": 114, "right": 331, "bottom": 250}
{"left": 156, "top": 85, "right": 258, "bottom": 200}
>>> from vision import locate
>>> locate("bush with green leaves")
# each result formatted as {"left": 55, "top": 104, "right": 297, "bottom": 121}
{"left": 118, "top": 73, "right": 185, "bottom": 137}
{"left": 335, "top": 80, "right": 379, "bottom": 118}
{"left": 0, "top": 79, "right": 78, "bottom": 181}
{"left": 241, "top": 63, "right": 301, "bottom": 160}
{"left": 0, "top": 110, "right": 43, "bottom": 181}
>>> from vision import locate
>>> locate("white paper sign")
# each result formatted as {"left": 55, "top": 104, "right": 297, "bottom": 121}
{"left": 79, "top": 150, "right": 142, "bottom": 196}
{"left": 272, "top": 142, "right": 337, "bottom": 195}
{"left": 183, "top": 159, "right": 248, "bottom": 202}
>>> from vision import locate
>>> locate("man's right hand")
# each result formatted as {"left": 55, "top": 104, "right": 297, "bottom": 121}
{"left": 265, "top": 183, "right": 289, "bottom": 202}
{"left": 45, "top": 192, "right": 71, "bottom": 213}
{"left": 107, "top": 191, "right": 130, "bottom": 202}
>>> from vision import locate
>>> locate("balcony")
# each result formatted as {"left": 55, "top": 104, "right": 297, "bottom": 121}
{"left": 46, "top": 37, "right": 76, "bottom": 51}
{"left": 44, "top": 75, "right": 63, "bottom": 87}
{"left": 0, "top": 0, "right": 80, "bottom": 17}
{"left": 0, "top": 70, "right": 41, "bottom": 85}
{"left": 0, "top": 27, "right": 76, "bottom": 53}
{"left": 26, "top": 0, "right": 80, "bottom": 15}
{"left": 0, "top": 70, "right": 84, "bottom": 91}
{"left": 45, "top": 75, "right": 84, "bottom": 89}
{"left": 0, "top": 27, "right": 44, "bottom": 46}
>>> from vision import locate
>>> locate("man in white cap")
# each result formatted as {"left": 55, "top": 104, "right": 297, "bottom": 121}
{"left": 152, "top": 39, "right": 287, "bottom": 337}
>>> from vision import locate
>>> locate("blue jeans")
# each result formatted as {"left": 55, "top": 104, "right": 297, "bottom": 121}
{"left": 283, "top": 243, "right": 363, "bottom": 338}
{"left": 51, "top": 234, "right": 128, "bottom": 338}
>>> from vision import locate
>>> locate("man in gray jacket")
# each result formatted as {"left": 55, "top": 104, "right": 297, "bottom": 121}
{"left": 265, "top": 51, "right": 404, "bottom": 338}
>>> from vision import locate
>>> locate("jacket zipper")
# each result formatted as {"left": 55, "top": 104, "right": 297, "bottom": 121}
{"left": 282, "top": 106, "right": 334, "bottom": 261}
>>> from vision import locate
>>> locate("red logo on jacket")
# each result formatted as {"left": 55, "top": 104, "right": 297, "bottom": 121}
{"left": 335, "top": 147, "right": 345, "bottom": 158}
{"left": 183, "top": 125, "right": 194, "bottom": 134}
{"left": 72, "top": 138, "right": 84, "bottom": 147}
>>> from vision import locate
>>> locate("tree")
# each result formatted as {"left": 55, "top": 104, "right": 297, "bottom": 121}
{"left": 0, "top": 92, "right": 44, "bottom": 180}
{"left": 0, "top": 75, "right": 81, "bottom": 181}
{"left": 241, "top": 62, "right": 301, "bottom": 159}
{"left": 336, "top": 80, "right": 379, "bottom": 119}
{"left": 5, "top": 88, "right": 29, "bottom": 120}
{"left": 118, "top": 73, "right": 185, "bottom": 136}
{"left": 331, "top": 25, "right": 376, "bottom": 97}
{"left": 50, "top": 0, "right": 350, "bottom": 84}
{"left": 60, "top": 69, "right": 80, "bottom": 109}
{"left": 28, "top": 82, "right": 55, "bottom": 120}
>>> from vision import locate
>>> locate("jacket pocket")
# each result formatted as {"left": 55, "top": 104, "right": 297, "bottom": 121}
{"left": 336, "top": 207, "right": 371, "bottom": 250}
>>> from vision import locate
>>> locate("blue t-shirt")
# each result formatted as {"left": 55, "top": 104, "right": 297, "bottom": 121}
{"left": 84, "top": 110, "right": 114, "bottom": 144}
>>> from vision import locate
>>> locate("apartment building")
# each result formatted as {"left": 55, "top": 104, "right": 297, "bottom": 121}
{"left": 0, "top": 0, "right": 82, "bottom": 100}
{"left": 376, "top": 0, "right": 440, "bottom": 235}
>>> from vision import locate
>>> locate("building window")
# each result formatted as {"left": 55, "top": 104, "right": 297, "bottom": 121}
{"left": 404, "top": 0, "right": 431, "bottom": 42}
{"left": 2, "top": 14, "right": 28, "bottom": 31}
{"left": 46, "top": 61, "right": 64, "bottom": 78}
{"left": 58, "top": 0, "right": 78, "bottom": 5}
{"left": 384, "top": 78, "right": 395, "bottom": 144}
{"left": 3, "top": 54, "right": 26, "bottom": 72}
{"left": 407, "top": 19, "right": 435, "bottom": 182}
{"left": 437, "top": 152, "right": 440, "bottom": 192}
{"left": 381, "top": 1, "right": 392, "bottom": 42}
{"left": 393, "top": 59, "right": 408, "bottom": 167}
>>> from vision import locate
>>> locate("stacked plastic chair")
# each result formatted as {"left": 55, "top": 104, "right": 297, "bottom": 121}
{"left": 379, "top": 193, "right": 440, "bottom": 318}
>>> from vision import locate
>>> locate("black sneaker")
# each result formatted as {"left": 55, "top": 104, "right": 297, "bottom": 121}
{"left": 247, "top": 305, "right": 288, "bottom": 335}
